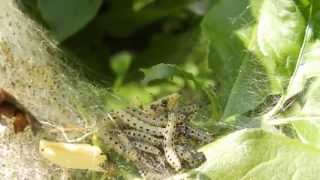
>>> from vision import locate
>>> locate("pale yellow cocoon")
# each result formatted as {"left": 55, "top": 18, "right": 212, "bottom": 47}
{"left": 39, "top": 140, "right": 106, "bottom": 171}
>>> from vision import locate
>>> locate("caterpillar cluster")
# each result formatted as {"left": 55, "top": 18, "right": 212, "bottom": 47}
{"left": 102, "top": 93, "right": 213, "bottom": 178}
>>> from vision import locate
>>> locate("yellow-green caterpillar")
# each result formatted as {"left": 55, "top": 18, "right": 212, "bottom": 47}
{"left": 163, "top": 112, "right": 181, "bottom": 171}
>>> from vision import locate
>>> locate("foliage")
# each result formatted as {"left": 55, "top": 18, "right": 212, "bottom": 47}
{"left": 21, "top": 0, "right": 320, "bottom": 179}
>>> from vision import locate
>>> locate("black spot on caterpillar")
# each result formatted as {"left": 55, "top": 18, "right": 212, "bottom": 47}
{"left": 163, "top": 112, "right": 181, "bottom": 171}
{"left": 131, "top": 141, "right": 161, "bottom": 155}
{"left": 123, "top": 130, "right": 162, "bottom": 146}
{"left": 113, "top": 110, "right": 164, "bottom": 136}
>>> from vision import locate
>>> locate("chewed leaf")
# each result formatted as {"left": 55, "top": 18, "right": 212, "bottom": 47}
{"left": 39, "top": 140, "right": 106, "bottom": 171}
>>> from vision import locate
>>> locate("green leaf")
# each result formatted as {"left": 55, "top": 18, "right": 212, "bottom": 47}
{"left": 133, "top": 0, "right": 155, "bottom": 11}
{"left": 38, "top": 0, "right": 102, "bottom": 41}
{"left": 140, "top": 63, "right": 196, "bottom": 84}
{"left": 111, "top": 52, "right": 132, "bottom": 77}
{"left": 284, "top": 39, "right": 320, "bottom": 104}
{"left": 103, "top": 0, "right": 193, "bottom": 37}
{"left": 201, "top": 0, "right": 251, "bottom": 109}
{"left": 293, "top": 78, "right": 320, "bottom": 146}
{"left": 202, "top": 0, "right": 305, "bottom": 121}
{"left": 175, "top": 129, "right": 320, "bottom": 180}
{"left": 111, "top": 52, "right": 132, "bottom": 88}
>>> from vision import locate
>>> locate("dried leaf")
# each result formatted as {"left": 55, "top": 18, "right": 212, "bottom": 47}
{"left": 0, "top": 88, "right": 41, "bottom": 134}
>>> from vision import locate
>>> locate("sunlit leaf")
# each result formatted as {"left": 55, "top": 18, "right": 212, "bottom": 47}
{"left": 202, "top": 0, "right": 305, "bottom": 121}
{"left": 174, "top": 129, "right": 320, "bottom": 180}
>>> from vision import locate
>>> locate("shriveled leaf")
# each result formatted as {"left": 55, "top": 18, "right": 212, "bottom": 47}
{"left": 0, "top": 88, "right": 41, "bottom": 134}
{"left": 39, "top": 140, "right": 107, "bottom": 171}
{"left": 38, "top": 0, "right": 102, "bottom": 41}
{"left": 174, "top": 129, "right": 320, "bottom": 180}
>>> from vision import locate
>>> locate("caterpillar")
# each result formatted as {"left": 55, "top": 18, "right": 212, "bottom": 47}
{"left": 176, "top": 144, "right": 206, "bottom": 168}
{"left": 111, "top": 130, "right": 140, "bottom": 161}
{"left": 184, "top": 125, "right": 214, "bottom": 144}
{"left": 142, "top": 93, "right": 181, "bottom": 117}
{"left": 126, "top": 104, "right": 196, "bottom": 128}
{"left": 111, "top": 109, "right": 164, "bottom": 136}
{"left": 123, "top": 130, "right": 162, "bottom": 146}
{"left": 126, "top": 107, "right": 168, "bottom": 127}
{"left": 163, "top": 112, "right": 181, "bottom": 171}
{"left": 177, "top": 104, "right": 199, "bottom": 121}
{"left": 175, "top": 145, "right": 196, "bottom": 168}
{"left": 131, "top": 141, "right": 161, "bottom": 155}
{"left": 101, "top": 131, "right": 131, "bottom": 160}
{"left": 102, "top": 131, "right": 160, "bottom": 174}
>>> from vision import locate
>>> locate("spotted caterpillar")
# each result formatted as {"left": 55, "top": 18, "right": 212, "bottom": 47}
{"left": 141, "top": 93, "right": 181, "bottom": 117}
{"left": 123, "top": 130, "right": 162, "bottom": 146}
{"left": 102, "top": 131, "right": 138, "bottom": 162}
{"left": 176, "top": 144, "right": 206, "bottom": 168}
{"left": 111, "top": 109, "right": 163, "bottom": 136}
{"left": 163, "top": 112, "right": 181, "bottom": 171}
{"left": 184, "top": 125, "right": 213, "bottom": 144}
{"left": 131, "top": 141, "right": 161, "bottom": 155}
{"left": 126, "top": 107, "right": 168, "bottom": 127}
{"left": 102, "top": 130, "right": 164, "bottom": 174}
{"left": 126, "top": 104, "right": 198, "bottom": 127}
{"left": 177, "top": 104, "right": 199, "bottom": 121}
